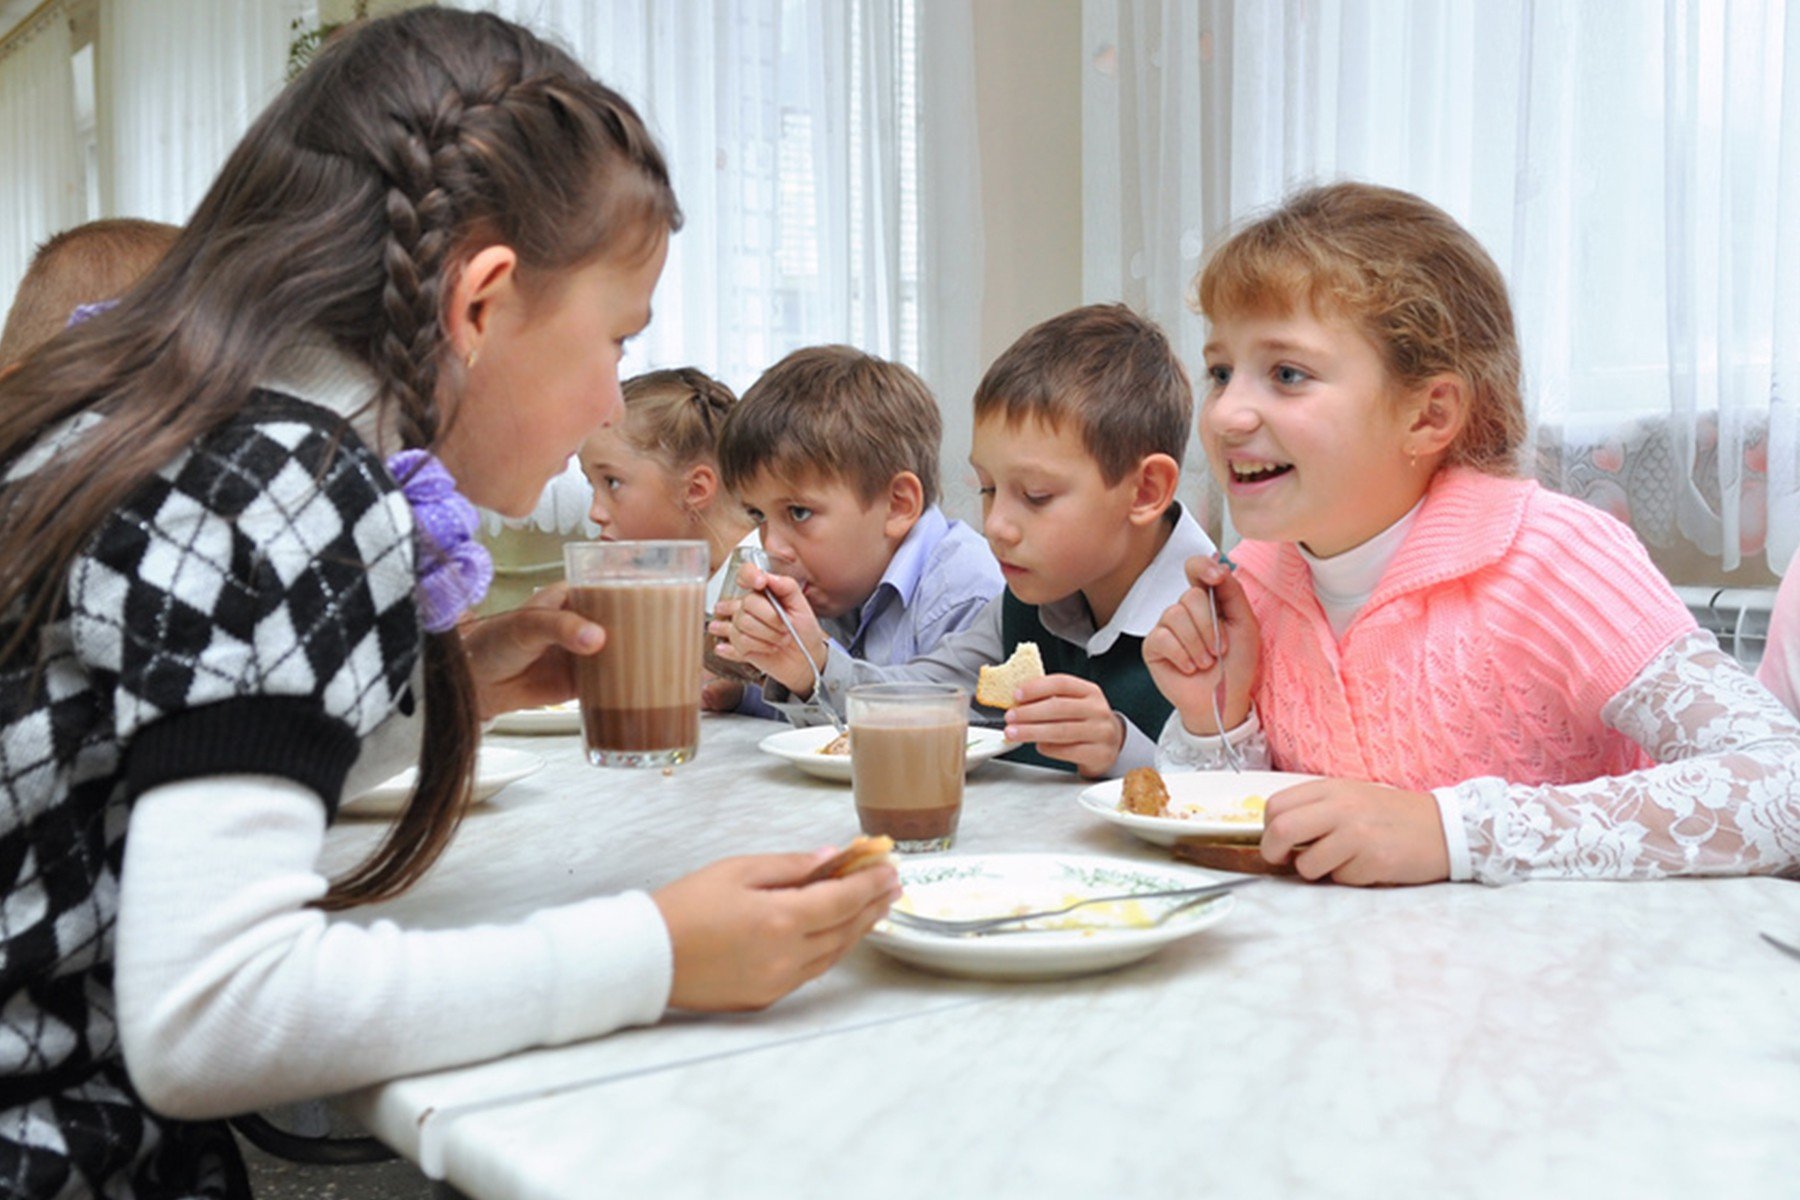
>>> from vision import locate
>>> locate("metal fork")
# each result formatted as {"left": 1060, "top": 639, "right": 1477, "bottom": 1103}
{"left": 885, "top": 878, "right": 1256, "bottom": 937}
{"left": 1206, "top": 585, "right": 1244, "bottom": 773}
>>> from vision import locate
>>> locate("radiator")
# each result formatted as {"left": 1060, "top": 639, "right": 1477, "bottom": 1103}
{"left": 1673, "top": 585, "right": 1775, "bottom": 668}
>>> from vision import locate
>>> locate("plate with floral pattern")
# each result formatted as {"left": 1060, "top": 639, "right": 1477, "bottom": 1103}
{"left": 865, "top": 853, "right": 1236, "bottom": 980}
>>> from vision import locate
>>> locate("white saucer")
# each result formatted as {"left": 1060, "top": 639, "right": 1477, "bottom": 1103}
{"left": 758, "top": 724, "right": 1014, "bottom": 783}
{"left": 1077, "top": 770, "right": 1320, "bottom": 845}
{"left": 341, "top": 746, "right": 546, "bottom": 818}
{"left": 488, "top": 702, "right": 582, "bottom": 735}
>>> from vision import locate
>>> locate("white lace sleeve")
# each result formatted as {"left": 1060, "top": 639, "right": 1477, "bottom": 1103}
{"left": 1156, "top": 708, "right": 1273, "bottom": 772}
{"left": 1449, "top": 631, "right": 1800, "bottom": 885}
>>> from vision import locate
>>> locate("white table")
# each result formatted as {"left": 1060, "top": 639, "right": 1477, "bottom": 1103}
{"left": 321, "top": 714, "right": 1800, "bottom": 1199}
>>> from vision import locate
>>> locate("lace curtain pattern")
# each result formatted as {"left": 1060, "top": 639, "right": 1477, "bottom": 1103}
{"left": 0, "top": 2, "right": 82, "bottom": 308}
{"left": 1084, "top": 0, "right": 1800, "bottom": 577}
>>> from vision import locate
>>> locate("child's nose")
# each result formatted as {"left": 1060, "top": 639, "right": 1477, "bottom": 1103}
{"left": 587, "top": 494, "right": 612, "bottom": 528}
{"left": 983, "top": 503, "right": 1020, "bottom": 547}
{"left": 761, "top": 528, "right": 795, "bottom": 564}
{"left": 1205, "top": 381, "right": 1260, "bottom": 436}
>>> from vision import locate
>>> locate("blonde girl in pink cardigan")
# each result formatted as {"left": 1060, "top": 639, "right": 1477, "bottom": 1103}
{"left": 1145, "top": 182, "right": 1800, "bottom": 886}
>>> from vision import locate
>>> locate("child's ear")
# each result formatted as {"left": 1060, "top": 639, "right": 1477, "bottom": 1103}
{"left": 445, "top": 244, "right": 521, "bottom": 365}
{"left": 1126, "top": 453, "right": 1181, "bottom": 527}
{"left": 882, "top": 471, "right": 926, "bottom": 539}
{"left": 683, "top": 463, "right": 721, "bottom": 514}
{"left": 1406, "top": 376, "right": 1469, "bottom": 461}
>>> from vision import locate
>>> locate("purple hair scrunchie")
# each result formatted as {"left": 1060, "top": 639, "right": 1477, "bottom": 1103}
{"left": 386, "top": 449, "right": 494, "bottom": 633}
{"left": 66, "top": 300, "right": 118, "bottom": 327}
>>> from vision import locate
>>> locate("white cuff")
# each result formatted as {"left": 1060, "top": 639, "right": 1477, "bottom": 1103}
{"left": 1432, "top": 786, "right": 1473, "bottom": 882}
{"left": 525, "top": 890, "right": 673, "bottom": 1039}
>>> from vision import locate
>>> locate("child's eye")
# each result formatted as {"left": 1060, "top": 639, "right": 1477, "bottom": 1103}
{"left": 1023, "top": 492, "right": 1053, "bottom": 507}
{"left": 976, "top": 486, "right": 996, "bottom": 499}
{"left": 1206, "top": 364, "right": 1231, "bottom": 387}
{"left": 1274, "top": 364, "right": 1310, "bottom": 387}
{"left": 788, "top": 506, "right": 813, "bottom": 524}
{"left": 604, "top": 476, "right": 623, "bottom": 492}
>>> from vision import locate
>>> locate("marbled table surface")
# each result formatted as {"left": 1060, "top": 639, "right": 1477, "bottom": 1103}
{"left": 320, "top": 713, "right": 1800, "bottom": 1199}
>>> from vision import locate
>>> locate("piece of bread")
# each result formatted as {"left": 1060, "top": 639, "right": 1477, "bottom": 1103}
{"left": 1119, "top": 767, "right": 1172, "bottom": 817}
{"left": 976, "top": 641, "right": 1045, "bottom": 709}
{"left": 797, "top": 835, "right": 895, "bottom": 885}
{"left": 831, "top": 834, "right": 895, "bottom": 877}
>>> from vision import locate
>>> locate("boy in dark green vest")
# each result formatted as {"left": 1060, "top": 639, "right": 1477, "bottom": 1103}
{"left": 720, "top": 304, "right": 1217, "bottom": 779}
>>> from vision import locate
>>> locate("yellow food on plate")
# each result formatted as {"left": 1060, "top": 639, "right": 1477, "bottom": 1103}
{"left": 818, "top": 731, "right": 851, "bottom": 756}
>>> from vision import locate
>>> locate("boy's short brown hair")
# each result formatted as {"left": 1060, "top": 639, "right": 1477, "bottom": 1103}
{"left": 973, "top": 304, "right": 1192, "bottom": 484}
{"left": 718, "top": 345, "right": 942, "bottom": 506}
{"left": 0, "top": 219, "right": 181, "bottom": 368}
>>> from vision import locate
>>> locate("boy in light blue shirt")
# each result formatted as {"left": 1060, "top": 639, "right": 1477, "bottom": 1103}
{"left": 708, "top": 345, "right": 1002, "bottom": 716}
{"left": 718, "top": 306, "right": 1214, "bottom": 778}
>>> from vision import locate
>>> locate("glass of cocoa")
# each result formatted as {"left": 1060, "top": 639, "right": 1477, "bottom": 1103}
{"left": 704, "top": 544, "right": 770, "bottom": 685}
{"left": 564, "top": 540, "right": 709, "bottom": 768}
{"left": 846, "top": 682, "right": 968, "bottom": 852}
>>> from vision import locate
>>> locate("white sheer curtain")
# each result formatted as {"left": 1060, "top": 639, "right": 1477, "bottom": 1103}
{"left": 1085, "top": 0, "right": 1800, "bottom": 577}
{"left": 456, "top": 0, "right": 983, "bottom": 532}
{"left": 97, "top": 0, "right": 306, "bottom": 225}
{"left": 0, "top": 2, "right": 83, "bottom": 310}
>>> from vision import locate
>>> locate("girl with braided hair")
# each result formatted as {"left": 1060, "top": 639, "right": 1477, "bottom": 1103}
{"left": 579, "top": 367, "right": 759, "bottom": 611}
{"left": 0, "top": 10, "right": 895, "bottom": 1196}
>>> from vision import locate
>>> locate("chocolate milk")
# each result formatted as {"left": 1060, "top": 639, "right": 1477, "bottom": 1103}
{"left": 571, "top": 580, "right": 703, "bottom": 762}
{"left": 851, "top": 718, "right": 966, "bottom": 845}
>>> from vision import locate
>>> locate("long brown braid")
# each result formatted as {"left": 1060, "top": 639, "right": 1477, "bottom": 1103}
{"left": 0, "top": 9, "right": 682, "bottom": 907}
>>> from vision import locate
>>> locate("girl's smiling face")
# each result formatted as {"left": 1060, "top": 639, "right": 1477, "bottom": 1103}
{"left": 1201, "top": 307, "right": 1436, "bottom": 559}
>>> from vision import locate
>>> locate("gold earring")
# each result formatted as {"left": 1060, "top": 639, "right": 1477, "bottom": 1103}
{"left": 1409, "top": 449, "right": 1419, "bottom": 470}
{"left": 465, "top": 346, "right": 479, "bottom": 370}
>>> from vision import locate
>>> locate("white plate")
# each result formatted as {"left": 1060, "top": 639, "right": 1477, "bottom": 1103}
{"left": 340, "top": 746, "right": 547, "bottom": 818}
{"left": 758, "top": 724, "right": 1014, "bottom": 783}
{"left": 866, "top": 853, "right": 1235, "bottom": 981}
{"left": 1077, "top": 770, "right": 1321, "bottom": 845}
{"left": 488, "top": 701, "right": 582, "bottom": 735}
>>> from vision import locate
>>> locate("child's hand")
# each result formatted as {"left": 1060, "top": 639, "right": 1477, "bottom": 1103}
{"left": 1003, "top": 674, "right": 1126, "bottom": 778}
{"left": 1259, "top": 779, "right": 1450, "bottom": 885}
{"left": 652, "top": 850, "right": 900, "bottom": 1011}
{"left": 1143, "top": 556, "right": 1260, "bottom": 736}
{"left": 710, "top": 565, "right": 829, "bottom": 697}
{"left": 460, "top": 584, "right": 605, "bottom": 721}
{"left": 700, "top": 675, "right": 745, "bottom": 711}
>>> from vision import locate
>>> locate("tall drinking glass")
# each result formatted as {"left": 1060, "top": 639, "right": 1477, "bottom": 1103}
{"left": 848, "top": 683, "right": 968, "bottom": 852}
{"left": 565, "top": 540, "right": 708, "bottom": 767}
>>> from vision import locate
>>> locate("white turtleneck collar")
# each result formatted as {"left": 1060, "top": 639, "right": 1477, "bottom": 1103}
{"left": 258, "top": 335, "right": 399, "bottom": 459}
{"left": 1297, "top": 499, "right": 1425, "bottom": 641}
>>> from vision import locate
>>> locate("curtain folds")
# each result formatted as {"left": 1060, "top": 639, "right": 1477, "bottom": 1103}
{"left": 0, "top": 2, "right": 82, "bottom": 308}
{"left": 459, "top": 0, "right": 983, "bottom": 531}
{"left": 97, "top": 0, "right": 303, "bottom": 225}
{"left": 1086, "top": 0, "right": 1800, "bottom": 577}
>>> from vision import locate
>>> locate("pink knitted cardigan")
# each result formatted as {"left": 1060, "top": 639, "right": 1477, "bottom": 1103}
{"left": 1231, "top": 467, "right": 1696, "bottom": 790}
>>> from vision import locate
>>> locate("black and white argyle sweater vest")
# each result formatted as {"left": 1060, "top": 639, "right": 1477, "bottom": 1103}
{"left": 0, "top": 390, "right": 421, "bottom": 1197}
